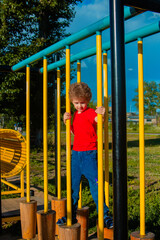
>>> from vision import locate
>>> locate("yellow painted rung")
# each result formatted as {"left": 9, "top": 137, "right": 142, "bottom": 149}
{"left": 1, "top": 190, "right": 22, "bottom": 195}
{"left": 1, "top": 178, "right": 20, "bottom": 190}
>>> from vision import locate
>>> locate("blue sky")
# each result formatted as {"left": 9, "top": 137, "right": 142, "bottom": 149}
{"left": 66, "top": 0, "right": 160, "bottom": 113}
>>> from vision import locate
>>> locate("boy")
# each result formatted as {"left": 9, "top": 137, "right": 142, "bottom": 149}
{"left": 57, "top": 82, "right": 113, "bottom": 229}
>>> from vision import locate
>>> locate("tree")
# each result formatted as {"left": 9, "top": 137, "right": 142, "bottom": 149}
{"left": 0, "top": 0, "right": 82, "bottom": 145}
{"left": 132, "top": 81, "right": 160, "bottom": 116}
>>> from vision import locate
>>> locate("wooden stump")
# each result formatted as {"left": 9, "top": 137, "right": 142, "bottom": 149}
{"left": 97, "top": 220, "right": 113, "bottom": 240}
{"left": 77, "top": 206, "right": 89, "bottom": 240}
{"left": 51, "top": 197, "right": 67, "bottom": 235}
{"left": 20, "top": 200, "right": 37, "bottom": 239}
{"left": 130, "top": 231, "right": 155, "bottom": 240}
{"left": 37, "top": 209, "right": 56, "bottom": 240}
{"left": 58, "top": 223, "right": 81, "bottom": 240}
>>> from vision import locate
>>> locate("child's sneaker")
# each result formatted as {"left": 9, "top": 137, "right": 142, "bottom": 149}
{"left": 56, "top": 216, "right": 77, "bottom": 226}
{"left": 72, "top": 218, "right": 77, "bottom": 224}
{"left": 104, "top": 216, "right": 113, "bottom": 229}
{"left": 56, "top": 216, "right": 67, "bottom": 226}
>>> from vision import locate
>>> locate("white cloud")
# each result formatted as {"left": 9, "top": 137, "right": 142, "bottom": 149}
{"left": 76, "top": 0, "right": 109, "bottom": 21}
{"left": 125, "top": 11, "right": 160, "bottom": 34}
{"left": 65, "top": 1, "right": 160, "bottom": 108}
{"left": 125, "top": 13, "right": 147, "bottom": 33}
{"left": 68, "top": 0, "right": 109, "bottom": 34}
{"left": 81, "top": 61, "right": 88, "bottom": 68}
{"left": 149, "top": 12, "right": 160, "bottom": 19}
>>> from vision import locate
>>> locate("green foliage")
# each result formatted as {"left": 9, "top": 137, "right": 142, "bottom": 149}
{"left": 0, "top": 0, "right": 82, "bottom": 141}
{"left": 3, "top": 133, "right": 160, "bottom": 238}
{"left": 127, "top": 121, "right": 139, "bottom": 132}
{"left": 88, "top": 100, "right": 97, "bottom": 109}
{"left": 146, "top": 193, "right": 160, "bottom": 232}
{"left": 132, "top": 81, "right": 160, "bottom": 116}
{"left": 31, "top": 176, "right": 44, "bottom": 187}
{"left": 127, "top": 189, "right": 160, "bottom": 239}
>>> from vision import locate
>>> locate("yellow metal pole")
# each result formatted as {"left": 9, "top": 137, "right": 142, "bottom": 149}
{"left": 20, "top": 170, "right": 24, "bottom": 198}
{"left": 96, "top": 31, "right": 104, "bottom": 240}
{"left": 57, "top": 68, "right": 61, "bottom": 200}
{"left": 43, "top": 56, "right": 48, "bottom": 213}
{"left": 77, "top": 60, "right": 81, "bottom": 84}
{"left": 77, "top": 60, "right": 82, "bottom": 209}
{"left": 66, "top": 46, "right": 72, "bottom": 226}
{"left": 78, "top": 182, "right": 82, "bottom": 209}
{"left": 138, "top": 38, "right": 145, "bottom": 236}
{"left": 26, "top": 65, "right": 30, "bottom": 203}
{"left": 103, "top": 51, "right": 109, "bottom": 207}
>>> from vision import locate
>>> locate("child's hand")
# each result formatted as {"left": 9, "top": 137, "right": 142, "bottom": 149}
{"left": 95, "top": 106, "right": 105, "bottom": 117}
{"left": 63, "top": 112, "right": 72, "bottom": 124}
{"left": 95, "top": 106, "right": 105, "bottom": 123}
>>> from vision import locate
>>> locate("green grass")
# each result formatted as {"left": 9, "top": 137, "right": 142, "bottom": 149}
{"left": 1, "top": 126, "right": 160, "bottom": 239}
{"left": 127, "top": 122, "right": 160, "bottom": 133}
{"left": 31, "top": 132, "right": 160, "bottom": 239}
{"left": 127, "top": 133, "right": 160, "bottom": 239}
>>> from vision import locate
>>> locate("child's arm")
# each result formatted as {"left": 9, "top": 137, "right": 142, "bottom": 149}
{"left": 95, "top": 106, "right": 106, "bottom": 123}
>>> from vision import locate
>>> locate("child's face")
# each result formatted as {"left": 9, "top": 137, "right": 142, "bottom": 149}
{"left": 72, "top": 98, "right": 88, "bottom": 113}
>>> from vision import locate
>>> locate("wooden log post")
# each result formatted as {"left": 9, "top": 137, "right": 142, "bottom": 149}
{"left": 37, "top": 209, "right": 56, "bottom": 240}
{"left": 130, "top": 231, "right": 155, "bottom": 240}
{"left": 20, "top": 200, "right": 37, "bottom": 239}
{"left": 58, "top": 223, "right": 81, "bottom": 240}
{"left": 77, "top": 206, "right": 89, "bottom": 240}
{"left": 51, "top": 197, "right": 67, "bottom": 235}
{"left": 97, "top": 220, "right": 113, "bottom": 240}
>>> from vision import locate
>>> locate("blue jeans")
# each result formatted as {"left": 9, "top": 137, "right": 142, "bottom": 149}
{"left": 71, "top": 150, "right": 109, "bottom": 221}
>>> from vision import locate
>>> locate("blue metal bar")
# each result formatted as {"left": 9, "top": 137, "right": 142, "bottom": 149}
{"left": 40, "top": 47, "right": 96, "bottom": 73}
{"left": 12, "top": 7, "right": 139, "bottom": 71}
{"left": 40, "top": 21, "right": 160, "bottom": 73}
{"left": 125, "top": 21, "right": 160, "bottom": 43}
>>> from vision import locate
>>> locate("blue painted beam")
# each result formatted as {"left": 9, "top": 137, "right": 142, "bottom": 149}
{"left": 125, "top": 21, "right": 160, "bottom": 43}
{"left": 12, "top": 7, "right": 139, "bottom": 71}
{"left": 40, "top": 21, "right": 160, "bottom": 73}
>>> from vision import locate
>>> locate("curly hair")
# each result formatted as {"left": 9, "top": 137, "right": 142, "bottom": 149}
{"left": 69, "top": 82, "right": 92, "bottom": 102}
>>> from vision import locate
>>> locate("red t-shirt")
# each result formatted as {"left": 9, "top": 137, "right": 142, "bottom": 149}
{"left": 72, "top": 107, "right": 97, "bottom": 151}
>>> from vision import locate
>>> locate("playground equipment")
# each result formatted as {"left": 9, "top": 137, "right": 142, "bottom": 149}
{"left": 76, "top": 60, "right": 90, "bottom": 240}
{"left": 38, "top": 16, "right": 160, "bottom": 240}
{"left": 51, "top": 67, "right": 67, "bottom": 236}
{"left": 0, "top": 129, "right": 26, "bottom": 197}
{"left": 11, "top": 5, "right": 140, "bottom": 240}
{"left": 2, "top": 1, "right": 159, "bottom": 240}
